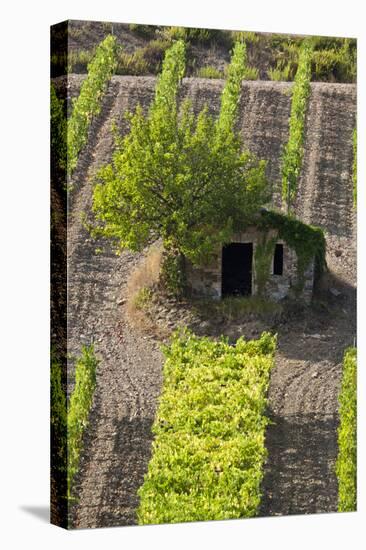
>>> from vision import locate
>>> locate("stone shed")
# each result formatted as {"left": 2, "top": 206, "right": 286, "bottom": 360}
{"left": 185, "top": 210, "right": 326, "bottom": 304}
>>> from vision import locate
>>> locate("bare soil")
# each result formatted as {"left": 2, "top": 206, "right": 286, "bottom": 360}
{"left": 259, "top": 284, "right": 356, "bottom": 515}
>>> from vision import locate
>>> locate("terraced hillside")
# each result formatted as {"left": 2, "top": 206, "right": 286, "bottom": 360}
{"left": 55, "top": 75, "right": 356, "bottom": 527}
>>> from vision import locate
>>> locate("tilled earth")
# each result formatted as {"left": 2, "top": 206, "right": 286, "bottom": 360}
{"left": 258, "top": 289, "right": 356, "bottom": 516}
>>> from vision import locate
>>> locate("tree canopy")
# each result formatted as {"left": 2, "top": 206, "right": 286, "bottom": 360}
{"left": 92, "top": 39, "right": 268, "bottom": 265}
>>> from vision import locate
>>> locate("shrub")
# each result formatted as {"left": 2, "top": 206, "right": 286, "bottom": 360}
{"left": 268, "top": 63, "right": 293, "bottom": 81}
{"left": 115, "top": 49, "right": 148, "bottom": 75}
{"left": 161, "top": 26, "right": 228, "bottom": 46}
{"left": 311, "top": 37, "right": 356, "bottom": 82}
{"left": 137, "top": 330, "right": 276, "bottom": 524}
{"left": 231, "top": 31, "right": 259, "bottom": 44}
{"left": 52, "top": 49, "right": 97, "bottom": 75}
{"left": 335, "top": 347, "right": 357, "bottom": 512}
{"left": 244, "top": 66, "right": 259, "bottom": 80}
{"left": 269, "top": 34, "right": 296, "bottom": 49}
{"left": 51, "top": 52, "right": 68, "bottom": 76}
{"left": 129, "top": 23, "right": 158, "bottom": 39}
{"left": 67, "top": 49, "right": 94, "bottom": 73}
{"left": 312, "top": 48, "right": 339, "bottom": 80}
{"left": 186, "top": 27, "right": 228, "bottom": 45}
{"left": 141, "top": 39, "right": 171, "bottom": 72}
{"left": 267, "top": 36, "right": 356, "bottom": 83}
{"left": 267, "top": 41, "right": 300, "bottom": 82}
{"left": 159, "top": 26, "right": 187, "bottom": 42}
{"left": 312, "top": 36, "right": 345, "bottom": 50}
{"left": 195, "top": 66, "right": 224, "bottom": 79}
{"left": 115, "top": 40, "right": 171, "bottom": 75}
{"left": 51, "top": 351, "right": 67, "bottom": 504}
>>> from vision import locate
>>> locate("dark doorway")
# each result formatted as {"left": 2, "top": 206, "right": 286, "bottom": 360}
{"left": 273, "top": 244, "right": 284, "bottom": 275}
{"left": 222, "top": 243, "right": 253, "bottom": 297}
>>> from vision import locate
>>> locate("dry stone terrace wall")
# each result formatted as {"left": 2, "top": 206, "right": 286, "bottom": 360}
{"left": 54, "top": 75, "right": 356, "bottom": 284}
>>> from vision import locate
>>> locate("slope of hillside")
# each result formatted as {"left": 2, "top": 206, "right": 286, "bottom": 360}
{"left": 54, "top": 75, "right": 356, "bottom": 526}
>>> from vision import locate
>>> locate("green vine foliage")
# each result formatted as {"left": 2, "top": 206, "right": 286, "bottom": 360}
{"left": 51, "top": 350, "right": 68, "bottom": 514}
{"left": 161, "top": 248, "right": 187, "bottom": 297}
{"left": 216, "top": 41, "right": 247, "bottom": 138}
{"left": 67, "top": 35, "right": 117, "bottom": 177}
{"left": 51, "top": 352, "right": 67, "bottom": 454}
{"left": 281, "top": 39, "right": 313, "bottom": 210}
{"left": 335, "top": 347, "right": 357, "bottom": 512}
{"left": 92, "top": 40, "right": 268, "bottom": 266}
{"left": 67, "top": 345, "right": 98, "bottom": 500}
{"left": 149, "top": 39, "right": 185, "bottom": 137}
{"left": 254, "top": 235, "right": 277, "bottom": 296}
{"left": 50, "top": 83, "right": 67, "bottom": 174}
{"left": 137, "top": 329, "right": 276, "bottom": 524}
{"left": 257, "top": 210, "right": 326, "bottom": 293}
{"left": 51, "top": 345, "right": 98, "bottom": 507}
{"left": 353, "top": 127, "right": 357, "bottom": 208}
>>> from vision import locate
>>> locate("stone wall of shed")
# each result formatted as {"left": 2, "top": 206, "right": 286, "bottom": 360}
{"left": 185, "top": 227, "right": 315, "bottom": 303}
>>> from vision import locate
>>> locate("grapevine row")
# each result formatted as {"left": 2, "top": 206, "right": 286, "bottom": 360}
{"left": 281, "top": 39, "right": 313, "bottom": 210}
{"left": 51, "top": 345, "right": 98, "bottom": 507}
{"left": 67, "top": 34, "right": 117, "bottom": 177}
{"left": 137, "top": 330, "right": 276, "bottom": 524}
{"left": 335, "top": 346, "right": 357, "bottom": 511}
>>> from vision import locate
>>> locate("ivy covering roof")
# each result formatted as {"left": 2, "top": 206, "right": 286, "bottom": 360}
{"left": 256, "top": 208, "right": 327, "bottom": 281}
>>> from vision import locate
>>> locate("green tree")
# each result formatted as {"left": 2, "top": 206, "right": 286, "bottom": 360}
{"left": 92, "top": 40, "right": 268, "bottom": 266}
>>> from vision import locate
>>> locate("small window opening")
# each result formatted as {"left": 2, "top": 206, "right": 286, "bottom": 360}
{"left": 273, "top": 244, "right": 283, "bottom": 275}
